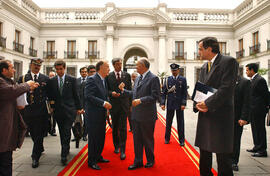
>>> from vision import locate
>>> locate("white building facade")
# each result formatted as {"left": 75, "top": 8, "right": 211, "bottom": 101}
{"left": 0, "top": 0, "right": 269, "bottom": 94}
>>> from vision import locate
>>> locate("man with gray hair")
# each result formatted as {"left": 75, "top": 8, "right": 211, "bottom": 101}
{"left": 106, "top": 58, "right": 132, "bottom": 160}
{"left": 119, "top": 57, "right": 160, "bottom": 170}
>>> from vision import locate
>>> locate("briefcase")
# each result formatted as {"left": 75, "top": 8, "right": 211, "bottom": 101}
{"left": 72, "top": 115, "right": 83, "bottom": 140}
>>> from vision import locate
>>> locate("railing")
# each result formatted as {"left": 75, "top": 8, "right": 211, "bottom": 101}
{"left": 204, "top": 13, "right": 229, "bottom": 22}
{"left": 236, "top": 0, "right": 253, "bottom": 17}
{"left": 0, "top": 36, "right": 6, "bottom": 48}
{"left": 64, "top": 51, "right": 78, "bottom": 59}
{"left": 267, "top": 40, "right": 270, "bottom": 51}
{"left": 43, "top": 51, "right": 57, "bottom": 59}
{"left": 236, "top": 50, "right": 245, "bottom": 59}
{"left": 249, "top": 44, "right": 260, "bottom": 55}
{"left": 172, "top": 12, "right": 198, "bottom": 21}
{"left": 21, "top": 0, "right": 38, "bottom": 17}
{"left": 29, "top": 48, "right": 37, "bottom": 57}
{"left": 172, "top": 52, "right": 187, "bottom": 60}
{"left": 85, "top": 51, "right": 100, "bottom": 59}
{"left": 75, "top": 11, "right": 101, "bottom": 20}
{"left": 45, "top": 12, "right": 69, "bottom": 20}
{"left": 194, "top": 52, "right": 200, "bottom": 60}
{"left": 13, "top": 41, "right": 24, "bottom": 53}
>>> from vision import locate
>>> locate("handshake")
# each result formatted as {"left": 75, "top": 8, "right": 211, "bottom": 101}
{"left": 26, "top": 80, "right": 39, "bottom": 90}
{"left": 118, "top": 82, "right": 141, "bottom": 107}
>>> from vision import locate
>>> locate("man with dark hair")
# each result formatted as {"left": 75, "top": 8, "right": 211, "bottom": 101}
{"left": 85, "top": 60, "right": 111, "bottom": 170}
{"left": 87, "top": 65, "right": 96, "bottom": 76}
{"left": 18, "top": 58, "right": 50, "bottom": 168}
{"left": 246, "top": 63, "right": 268, "bottom": 157}
{"left": 119, "top": 57, "right": 161, "bottom": 170}
{"left": 106, "top": 58, "right": 132, "bottom": 160}
{"left": 231, "top": 73, "right": 250, "bottom": 171}
{"left": 47, "top": 60, "right": 82, "bottom": 165}
{"left": 0, "top": 60, "right": 38, "bottom": 176}
{"left": 194, "top": 37, "right": 238, "bottom": 175}
{"left": 161, "top": 63, "right": 187, "bottom": 147}
{"left": 77, "top": 66, "right": 88, "bottom": 141}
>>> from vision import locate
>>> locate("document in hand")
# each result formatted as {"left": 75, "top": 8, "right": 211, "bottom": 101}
{"left": 191, "top": 82, "right": 217, "bottom": 102}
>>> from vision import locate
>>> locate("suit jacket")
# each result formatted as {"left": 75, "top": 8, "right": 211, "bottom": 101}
{"left": 84, "top": 73, "right": 109, "bottom": 123}
{"left": 124, "top": 71, "right": 160, "bottom": 122}
{"left": 48, "top": 74, "right": 81, "bottom": 121}
{"left": 194, "top": 54, "right": 238, "bottom": 153}
{"left": 106, "top": 71, "right": 131, "bottom": 113}
{"left": 0, "top": 77, "right": 29, "bottom": 152}
{"left": 234, "top": 76, "right": 250, "bottom": 122}
{"left": 18, "top": 72, "right": 49, "bottom": 118}
{"left": 250, "top": 74, "right": 269, "bottom": 115}
{"left": 161, "top": 75, "right": 187, "bottom": 110}
{"left": 76, "top": 77, "right": 86, "bottom": 108}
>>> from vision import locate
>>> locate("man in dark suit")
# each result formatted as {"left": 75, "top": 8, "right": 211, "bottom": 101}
{"left": 106, "top": 58, "right": 131, "bottom": 160}
{"left": 194, "top": 37, "right": 238, "bottom": 176}
{"left": 231, "top": 75, "right": 250, "bottom": 171}
{"left": 47, "top": 60, "right": 82, "bottom": 165}
{"left": 84, "top": 60, "right": 111, "bottom": 170}
{"left": 161, "top": 63, "right": 187, "bottom": 147}
{"left": 74, "top": 66, "right": 88, "bottom": 141}
{"left": 18, "top": 58, "right": 49, "bottom": 168}
{"left": 246, "top": 63, "right": 268, "bottom": 157}
{"left": 119, "top": 57, "right": 161, "bottom": 170}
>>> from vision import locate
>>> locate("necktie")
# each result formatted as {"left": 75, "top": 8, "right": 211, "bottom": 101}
{"left": 137, "top": 75, "right": 143, "bottom": 86}
{"left": 82, "top": 77, "right": 85, "bottom": 83}
{"left": 208, "top": 61, "right": 212, "bottom": 72}
{"left": 59, "top": 77, "right": 64, "bottom": 94}
{"left": 116, "top": 72, "right": 121, "bottom": 83}
{"left": 34, "top": 74, "right": 37, "bottom": 82}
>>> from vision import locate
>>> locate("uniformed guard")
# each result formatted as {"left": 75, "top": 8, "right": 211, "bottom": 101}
{"left": 160, "top": 63, "right": 187, "bottom": 147}
{"left": 18, "top": 58, "right": 49, "bottom": 168}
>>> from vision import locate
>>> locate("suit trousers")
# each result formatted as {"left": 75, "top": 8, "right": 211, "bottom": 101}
{"left": 87, "top": 120, "right": 106, "bottom": 165}
{"left": 165, "top": 109, "right": 185, "bottom": 143}
{"left": 232, "top": 123, "right": 243, "bottom": 164}
{"left": 55, "top": 114, "right": 73, "bottom": 157}
{"left": 0, "top": 151, "right": 12, "bottom": 176}
{"left": 250, "top": 111, "right": 267, "bottom": 152}
{"left": 111, "top": 109, "right": 127, "bottom": 151}
{"left": 199, "top": 149, "right": 233, "bottom": 176}
{"left": 26, "top": 115, "right": 47, "bottom": 160}
{"left": 133, "top": 120, "right": 156, "bottom": 165}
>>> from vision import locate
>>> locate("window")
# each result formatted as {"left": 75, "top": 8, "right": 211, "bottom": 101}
{"left": 87, "top": 40, "right": 97, "bottom": 59}
{"left": 179, "top": 67, "right": 186, "bottom": 77}
{"left": 236, "top": 39, "right": 244, "bottom": 58}
{"left": 194, "top": 41, "right": 200, "bottom": 59}
{"left": 15, "top": 30, "right": 20, "bottom": 43}
{"left": 175, "top": 41, "right": 184, "bottom": 59}
{"left": 46, "top": 41, "right": 56, "bottom": 59}
{"left": 0, "top": 22, "right": 6, "bottom": 48}
{"left": 0, "top": 22, "right": 2, "bottom": 36}
{"left": 45, "top": 66, "right": 54, "bottom": 76}
{"left": 253, "top": 31, "right": 259, "bottom": 46}
{"left": 13, "top": 60, "right": 22, "bottom": 82}
{"left": 29, "top": 37, "right": 37, "bottom": 57}
{"left": 67, "top": 40, "right": 76, "bottom": 58}
{"left": 239, "top": 39, "right": 243, "bottom": 51}
{"left": 67, "top": 66, "right": 76, "bottom": 77}
{"left": 219, "top": 42, "right": 227, "bottom": 55}
{"left": 195, "top": 67, "right": 201, "bottom": 83}
{"left": 30, "top": 37, "right": 34, "bottom": 49}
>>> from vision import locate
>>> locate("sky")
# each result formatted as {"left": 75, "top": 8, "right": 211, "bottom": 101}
{"left": 32, "top": 0, "right": 245, "bottom": 9}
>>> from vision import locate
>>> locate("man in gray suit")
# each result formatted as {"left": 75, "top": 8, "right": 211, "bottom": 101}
{"left": 119, "top": 57, "right": 160, "bottom": 170}
{"left": 194, "top": 37, "right": 238, "bottom": 176}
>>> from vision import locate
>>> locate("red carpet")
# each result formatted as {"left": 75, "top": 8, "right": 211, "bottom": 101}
{"left": 58, "top": 112, "right": 217, "bottom": 176}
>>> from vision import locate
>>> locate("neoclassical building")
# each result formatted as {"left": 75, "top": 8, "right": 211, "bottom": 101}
{"left": 0, "top": 0, "right": 269, "bottom": 93}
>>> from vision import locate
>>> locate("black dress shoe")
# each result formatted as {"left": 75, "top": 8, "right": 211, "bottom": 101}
{"left": 50, "top": 133, "right": 57, "bottom": 136}
{"left": 180, "top": 142, "right": 185, "bottom": 147}
{"left": 98, "top": 158, "right": 110, "bottom": 163}
{"left": 114, "top": 148, "right": 120, "bottom": 154}
{"left": 32, "top": 159, "right": 39, "bottom": 168}
{"left": 232, "top": 163, "right": 239, "bottom": 171}
{"left": 82, "top": 136, "right": 87, "bottom": 141}
{"left": 120, "top": 153, "right": 126, "bottom": 160}
{"left": 145, "top": 162, "right": 154, "bottom": 168}
{"left": 164, "top": 140, "right": 169, "bottom": 144}
{"left": 71, "top": 138, "right": 76, "bottom": 142}
{"left": 128, "top": 163, "right": 143, "bottom": 170}
{"left": 89, "top": 164, "right": 101, "bottom": 170}
{"left": 251, "top": 151, "right": 267, "bottom": 157}
{"left": 246, "top": 148, "right": 257, "bottom": 153}
{"left": 61, "top": 157, "right": 67, "bottom": 166}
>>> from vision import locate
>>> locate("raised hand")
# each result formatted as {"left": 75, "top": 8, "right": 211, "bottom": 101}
{"left": 26, "top": 80, "right": 39, "bottom": 90}
{"left": 118, "top": 82, "right": 125, "bottom": 92}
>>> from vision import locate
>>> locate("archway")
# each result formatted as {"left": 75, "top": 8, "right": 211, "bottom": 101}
{"left": 123, "top": 47, "right": 148, "bottom": 74}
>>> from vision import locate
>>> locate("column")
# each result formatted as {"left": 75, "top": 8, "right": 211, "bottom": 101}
{"left": 106, "top": 25, "right": 114, "bottom": 62}
{"left": 158, "top": 26, "right": 167, "bottom": 73}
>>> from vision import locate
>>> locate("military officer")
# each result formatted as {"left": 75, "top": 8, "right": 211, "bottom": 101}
{"left": 161, "top": 63, "right": 187, "bottom": 147}
{"left": 18, "top": 58, "right": 49, "bottom": 168}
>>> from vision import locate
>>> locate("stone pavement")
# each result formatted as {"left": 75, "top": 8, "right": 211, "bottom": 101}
{"left": 13, "top": 100, "right": 270, "bottom": 175}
